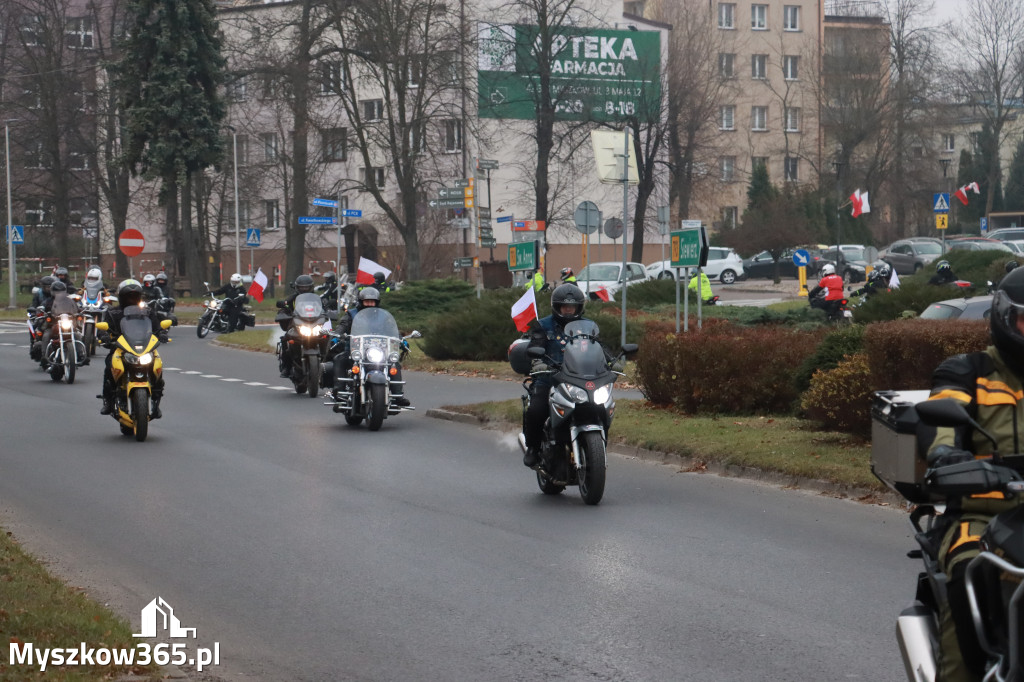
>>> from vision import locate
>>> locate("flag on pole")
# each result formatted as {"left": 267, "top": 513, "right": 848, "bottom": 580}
{"left": 355, "top": 257, "right": 392, "bottom": 286}
{"left": 954, "top": 181, "right": 981, "bottom": 206}
{"left": 248, "top": 268, "right": 269, "bottom": 302}
{"left": 593, "top": 287, "right": 611, "bottom": 302}
{"left": 511, "top": 287, "right": 538, "bottom": 332}
{"left": 889, "top": 268, "right": 901, "bottom": 290}
{"left": 849, "top": 189, "right": 871, "bottom": 217}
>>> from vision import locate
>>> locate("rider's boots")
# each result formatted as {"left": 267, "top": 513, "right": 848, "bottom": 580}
{"left": 99, "top": 386, "right": 114, "bottom": 415}
{"left": 150, "top": 386, "right": 163, "bottom": 419}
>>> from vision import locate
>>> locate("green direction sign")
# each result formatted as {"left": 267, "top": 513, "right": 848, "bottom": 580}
{"left": 670, "top": 229, "right": 701, "bottom": 268}
{"left": 439, "top": 187, "right": 463, "bottom": 199}
{"left": 478, "top": 207, "right": 491, "bottom": 219}
{"left": 482, "top": 237, "right": 497, "bottom": 248}
{"left": 508, "top": 241, "right": 538, "bottom": 271}
{"left": 430, "top": 198, "right": 465, "bottom": 209}
{"left": 454, "top": 179, "right": 470, "bottom": 188}
{"left": 478, "top": 24, "right": 662, "bottom": 122}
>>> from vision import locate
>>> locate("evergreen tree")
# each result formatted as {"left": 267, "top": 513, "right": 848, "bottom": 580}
{"left": 1005, "top": 139, "right": 1024, "bottom": 211}
{"left": 115, "top": 0, "right": 226, "bottom": 291}
{"left": 746, "top": 161, "right": 778, "bottom": 210}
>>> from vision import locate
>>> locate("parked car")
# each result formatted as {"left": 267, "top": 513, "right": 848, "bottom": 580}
{"left": 742, "top": 247, "right": 826, "bottom": 279}
{"left": 986, "top": 227, "right": 1024, "bottom": 242}
{"left": 574, "top": 261, "right": 648, "bottom": 300}
{"left": 944, "top": 237, "right": 1014, "bottom": 253}
{"left": 645, "top": 246, "right": 746, "bottom": 284}
{"left": 1002, "top": 240, "right": 1024, "bottom": 255}
{"left": 818, "top": 245, "right": 885, "bottom": 283}
{"left": 881, "top": 238, "right": 945, "bottom": 275}
{"left": 918, "top": 294, "right": 992, "bottom": 320}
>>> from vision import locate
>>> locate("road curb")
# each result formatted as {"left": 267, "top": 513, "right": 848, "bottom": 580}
{"left": 425, "top": 408, "right": 905, "bottom": 508}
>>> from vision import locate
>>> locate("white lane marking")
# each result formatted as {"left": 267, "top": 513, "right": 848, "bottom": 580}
{"left": 267, "top": 386, "right": 291, "bottom": 391}
{"left": 244, "top": 382, "right": 267, "bottom": 386}
{"left": 181, "top": 370, "right": 202, "bottom": 375}
{"left": 0, "top": 342, "right": 14, "bottom": 346}
{"left": 200, "top": 374, "right": 221, "bottom": 378}
{"left": 163, "top": 367, "right": 181, "bottom": 371}
{"left": 220, "top": 378, "right": 243, "bottom": 382}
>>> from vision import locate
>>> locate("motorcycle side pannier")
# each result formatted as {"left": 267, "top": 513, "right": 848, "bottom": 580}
{"left": 871, "top": 389, "right": 935, "bottom": 504}
{"left": 508, "top": 338, "right": 533, "bottom": 375}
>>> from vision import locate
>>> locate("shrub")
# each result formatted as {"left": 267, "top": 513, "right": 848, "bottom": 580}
{"left": 800, "top": 354, "right": 873, "bottom": 437}
{"left": 864, "top": 318, "right": 989, "bottom": 389}
{"left": 385, "top": 278, "right": 477, "bottom": 334}
{"left": 634, "top": 320, "right": 821, "bottom": 414}
{"left": 794, "top": 324, "right": 865, "bottom": 392}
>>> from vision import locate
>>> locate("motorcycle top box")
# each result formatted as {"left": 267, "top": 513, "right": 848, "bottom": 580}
{"left": 870, "top": 389, "right": 934, "bottom": 504}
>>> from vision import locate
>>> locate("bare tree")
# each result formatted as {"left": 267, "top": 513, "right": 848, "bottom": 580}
{"left": 948, "top": 0, "right": 1024, "bottom": 217}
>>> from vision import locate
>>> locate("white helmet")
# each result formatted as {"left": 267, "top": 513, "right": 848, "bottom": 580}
{"left": 230, "top": 273, "right": 242, "bottom": 286}
{"left": 820, "top": 264, "right": 835, "bottom": 277}
{"left": 86, "top": 267, "right": 102, "bottom": 284}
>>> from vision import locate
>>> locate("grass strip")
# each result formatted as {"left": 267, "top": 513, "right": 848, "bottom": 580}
{"left": 0, "top": 530, "right": 159, "bottom": 681}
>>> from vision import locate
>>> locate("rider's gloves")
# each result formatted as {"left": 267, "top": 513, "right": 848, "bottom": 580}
{"left": 157, "top": 331, "right": 169, "bottom": 343}
{"left": 530, "top": 358, "right": 548, "bottom": 374}
{"left": 927, "top": 445, "right": 976, "bottom": 468}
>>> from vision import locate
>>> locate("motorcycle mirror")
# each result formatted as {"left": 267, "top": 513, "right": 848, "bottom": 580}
{"left": 621, "top": 343, "right": 639, "bottom": 356}
{"left": 527, "top": 346, "right": 545, "bottom": 358}
{"left": 203, "top": 281, "right": 209, "bottom": 286}
{"left": 916, "top": 398, "right": 1001, "bottom": 454}
{"left": 27, "top": 307, "right": 36, "bottom": 314}
{"left": 160, "top": 319, "right": 173, "bottom": 330}
{"left": 96, "top": 321, "right": 109, "bottom": 331}
{"left": 408, "top": 330, "right": 422, "bottom": 339}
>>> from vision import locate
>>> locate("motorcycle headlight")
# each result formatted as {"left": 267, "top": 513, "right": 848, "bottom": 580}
{"left": 561, "top": 383, "right": 588, "bottom": 403}
{"left": 312, "top": 325, "right": 323, "bottom": 336}
{"left": 593, "top": 385, "right": 612, "bottom": 405}
{"left": 59, "top": 317, "right": 73, "bottom": 330}
{"left": 366, "top": 347, "right": 385, "bottom": 363}
{"left": 389, "top": 352, "right": 400, "bottom": 363}
{"left": 299, "top": 325, "right": 314, "bottom": 337}
{"left": 125, "top": 352, "right": 153, "bottom": 365}
{"left": 350, "top": 350, "right": 362, "bottom": 363}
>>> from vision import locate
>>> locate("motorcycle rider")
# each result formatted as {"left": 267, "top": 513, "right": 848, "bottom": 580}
{"left": 82, "top": 267, "right": 106, "bottom": 299}
{"left": 30, "top": 275, "right": 56, "bottom": 309}
{"left": 35, "top": 280, "right": 82, "bottom": 365}
{"left": 211, "top": 273, "right": 249, "bottom": 333}
{"left": 98, "top": 279, "right": 169, "bottom": 418}
{"left": 277, "top": 274, "right": 316, "bottom": 377}
{"left": 53, "top": 266, "right": 77, "bottom": 294}
{"left": 560, "top": 267, "right": 577, "bottom": 284}
{"left": 687, "top": 270, "right": 715, "bottom": 304}
{"left": 850, "top": 264, "right": 891, "bottom": 299}
{"left": 922, "top": 266, "right": 1024, "bottom": 681}
{"left": 331, "top": 287, "right": 410, "bottom": 406}
{"left": 522, "top": 283, "right": 594, "bottom": 468}
{"left": 524, "top": 269, "right": 546, "bottom": 294}
{"left": 929, "top": 259, "right": 959, "bottom": 286}
{"left": 316, "top": 271, "right": 341, "bottom": 310}
{"left": 141, "top": 274, "right": 163, "bottom": 303}
{"left": 153, "top": 271, "right": 176, "bottom": 318}
{"left": 808, "top": 264, "right": 845, "bottom": 318}
{"left": 371, "top": 271, "right": 392, "bottom": 293}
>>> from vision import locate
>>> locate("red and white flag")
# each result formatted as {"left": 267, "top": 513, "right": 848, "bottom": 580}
{"left": 889, "top": 268, "right": 901, "bottom": 290}
{"left": 954, "top": 181, "right": 981, "bottom": 206}
{"left": 593, "top": 287, "right": 611, "bottom": 302}
{"left": 849, "top": 189, "right": 871, "bottom": 217}
{"left": 248, "top": 268, "right": 268, "bottom": 302}
{"left": 355, "top": 257, "right": 392, "bottom": 286}
{"left": 511, "top": 287, "right": 538, "bottom": 332}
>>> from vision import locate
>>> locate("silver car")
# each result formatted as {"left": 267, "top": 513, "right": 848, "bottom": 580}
{"left": 882, "top": 238, "right": 944, "bottom": 275}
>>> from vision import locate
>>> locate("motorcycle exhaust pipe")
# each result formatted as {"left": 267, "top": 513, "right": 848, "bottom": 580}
{"left": 896, "top": 604, "right": 938, "bottom": 682}
{"left": 517, "top": 433, "right": 528, "bottom": 455}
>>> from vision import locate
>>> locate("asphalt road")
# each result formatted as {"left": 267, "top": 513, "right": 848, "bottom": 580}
{"left": 0, "top": 323, "right": 916, "bottom": 681}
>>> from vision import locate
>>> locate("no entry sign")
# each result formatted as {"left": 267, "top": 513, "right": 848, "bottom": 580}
{"left": 118, "top": 229, "right": 145, "bottom": 257}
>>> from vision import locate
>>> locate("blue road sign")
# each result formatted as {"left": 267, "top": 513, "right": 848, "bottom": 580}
{"left": 246, "top": 228, "right": 261, "bottom": 247}
{"left": 496, "top": 215, "right": 513, "bottom": 223}
{"left": 981, "top": 217, "right": 988, "bottom": 235}
{"left": 341, "top": 209, "right": 362, "bottom": 218}
{"left": 298, "top": 216, "right": 335, "bottom": 225}
{"left": 792, "top": 248, "right": 810, "bottom": 267}
{"left": 933, "top": 193, "right": 950, "bottom": 213}
{"left": 7, "top": 225, "right": 24, "bottom": 245}
{"left": 312, "top": 198, "right": 339, "bottom": 208}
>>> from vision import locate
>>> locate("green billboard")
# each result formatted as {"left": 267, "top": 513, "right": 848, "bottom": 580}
{"left": 508, "top": 241, "right": 539, "bottom": 272}
{"left": 478, "top": 24, "right": 661, "bottom": 122}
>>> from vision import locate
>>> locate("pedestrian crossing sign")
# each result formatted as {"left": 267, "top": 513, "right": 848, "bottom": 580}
{"left": 245, "top": 228, "right": 260, "bottom": 246}
{"left": 933, "top": 193, "right": 950, "bottom": 213}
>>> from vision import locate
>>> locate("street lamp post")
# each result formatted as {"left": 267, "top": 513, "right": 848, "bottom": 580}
{"left": 832, "top": 153, "right": 844, "bottom": 261}
{"left": 940, "top": 157, "right": 952, "bottom": 251}
{"left": 229, "top": 127, "right": 241, "bottom": 276}
{"left": 6, "top": 123, "right": 15, "bottom": 309}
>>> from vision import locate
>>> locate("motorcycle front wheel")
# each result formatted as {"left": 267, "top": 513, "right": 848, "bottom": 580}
{"left": 196, "top": 313, "right": 211, "bottom": 338}
{"left": 130, "top": 388, "right": 149, "bottom": 442}
{"left": 577, "top": 431, "right": 607, "bottom": 505}
{"left": 64, "top": 351, "right": 76, "bottom": 384}
{"left": 83, "top": 329, "right": 95, "bottom": 356}
{"left": 367, "top": 383, "right": 386, "bottom": 431}
{"left": 306, "top": 356, "right": 320, "bottom": 398}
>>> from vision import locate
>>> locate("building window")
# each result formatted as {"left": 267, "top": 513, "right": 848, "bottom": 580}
{"left": 784, "top": 55, "right": 799, "bottom": 80}
{"left": 969, "top": 131, "right": 981, "bottom": 152}
{"left": 721, "top": 206, "right": 738, "bottom": 229}
{"left": 719, "top": 156, "right": 735, "bottom": 182}
{"left": 752, "top": 106, "right": 767, "bottom": 131}
{"left": 66, "top": 17, "right": 94, "bottom": 49}
{"left": 942, "top": 133, "right": 955, "bottom": 152}
{"left": 20, "top": 15, "right": 42, "bottom": 47}
{"left": 322, "top": 128, "right": 347, "bottom": 162}
{"left": 719, "top": 53, "right": 735, "bottom": 78}
{"left": 751, "top": 54, "right": 767, "bottom": 79}
{"left": 784, "top": 6, "right": 800, "bottom": 30}
{"left": 234, "top": 134, "right": 249, "bottom": 166}
{"left": 362, "top": 167, "right": 385, "bottom": 189}
{"left": 362, "top": 99, "right": 383, "bottom": 122}
{"left": 24, "top": 141, "right": 48, "bottom": 169}
{"left": 226, "top": 200, "right": 249, "bottom": 226}
{"left": 69, "top": 144, "right": 90, "bottom": 170}
{"left": 261, "top": 133, "right": 278, "bottom": 162}
{"left": 444, "top": 119, "right": 463, "bottom": 153}
{"left": 720, "top": 105, "right": 735, "bottom": 130}
{"left": 784, "top": 156, "right": 799, "bottom": 181}
{"left": 751, "top": 156, "right": 768, "bottom": 172}
{"left": 751, "top": 4, "right": 768, "bottom": 29}
{"left": 785, "top": 107, "right": 801, "bottom": 132}
{"left": 408, "top": 121, "right": 426, "bottom": 154}
{"left": 24, "top": 198, "right": 52, "bottom": 226}
{"left": 320, "top": 62, "right": 342, "bottom": 95}
{"left": 264, "top": 199, "right": 280, "bottom": 230}
{"left": 405, "top": 55, "right": 424, "bottom": 88}
{"left": 912, "top": 145, "right": 924, "bottom": 158}
{"left": 718, "top": 3, "right": 735, "bottom": 29}
{"left": 23, "top": 83, "right": 42, "bottom": 110}
{"left": 226, "top": 74, "right": 248, "bottom": 102}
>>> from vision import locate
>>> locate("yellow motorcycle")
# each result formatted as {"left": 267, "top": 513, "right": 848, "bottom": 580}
{"left": 96, "top": 306, "right": 172, "bottom": 442}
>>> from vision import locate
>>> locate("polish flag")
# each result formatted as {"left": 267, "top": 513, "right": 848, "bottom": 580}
{"left": 849, "top": 189, "right": 871, "bottom": 217}
{"left": 511, "top": 287, "right": 538, "bottom": 332}
{"left": 954, "top": 181, "right": 981, "bottom": 206}
{"left": 247, "top": 268, "right": 268, "bottom": 302}
{"left": 355, "top": 257, "right": 392, "bottom": 286}
{"left": 593, "top": 287, "right": 611, "bottom": 302}
{"left": 889, "top": 268, "right": 901, "bottom": 290}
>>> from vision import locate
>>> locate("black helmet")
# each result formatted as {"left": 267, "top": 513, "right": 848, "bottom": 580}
{"left": 550, "top": 283, "right": 585, "bottom": 326}
{"left": 323, "top": 271, "right": 337, "bottom": 282}
{"left": 49, "top": 280, "right": 67, "bottom": 295}
{"left": 876, "top": 263, "right": 892, "bottom": 280}
{"left": 560, "top": 267, "right": 574, "bottom": 282}
{"left": 1007, "top": 260, "right": 1020, "bottom": 274}
{"left": 991, "top": 268, "right": 1024, "bottom": 371}
{"left": 374, "top": 271, "right": 386, "bottom": 285}
{"left": 155, "top": 272, "right": 168, "bottom": 285}
{"left": 936, "top": 260, "right": 951, "bottom": 273}
{"left": 55, "top": 267, "right": 70, "bottom": 281}
{"left": 40, "top": 275, "right": 55, "bottom": 288}
{"left": 358, "top": 286, "right": 380, "bottom": 309}
{"left": 116, "top": 278, "right": 144, "bottom": 307}
{"left": 294, "top": 274, "right": 314, "bottom": 293}
{"left": 867, "top": 268, "right": 884, "bottom": 284}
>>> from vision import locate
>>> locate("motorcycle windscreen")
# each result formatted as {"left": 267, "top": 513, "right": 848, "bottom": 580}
{"left": 120, "top": 311, "right": 154, "bottom": 348}
{"left": 293, "top": 293, "right": 324, "bottom": 322}
{"left": 83, "top": 283, "right": 105, "bottom": 301}
{"left": 50, "top": 295, "right": 78, "bottom": 316}
{"left": 562, "top": 336, "right": 609, "bottom": 381}
{"left": 350, "top": 307, "right": 400, "bottom": 338}
{"left": 563, "top": 319, "right": 600, "bottom": 339}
